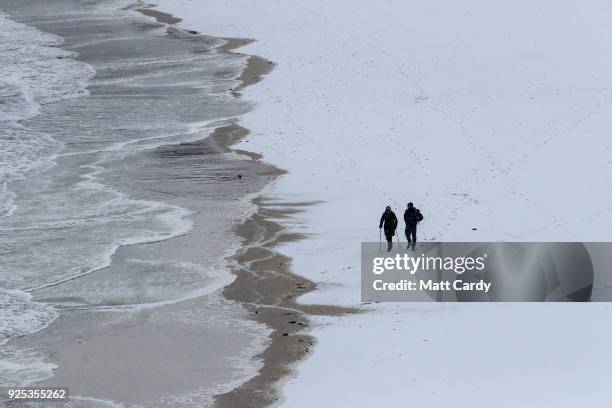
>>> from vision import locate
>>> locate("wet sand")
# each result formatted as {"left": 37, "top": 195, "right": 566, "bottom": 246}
{"left": 135, "top": 6, "right": 274, "bottom": 96}
{"left": 215, "top": 201, "right": 354, "bottom": 408}
{"left": 136, "top": 6, "right": 181, "bottom": 24}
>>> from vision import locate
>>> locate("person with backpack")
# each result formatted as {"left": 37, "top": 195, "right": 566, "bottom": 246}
{"left": 379, "top": 206, "right": 398, "bottom": 252}
{"left": 404, "top": 202, "right": 423, "bottom": 250}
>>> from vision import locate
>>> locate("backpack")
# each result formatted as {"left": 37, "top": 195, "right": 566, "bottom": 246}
{"left": 416, "top": 209, "right": 424, "bottom": 222}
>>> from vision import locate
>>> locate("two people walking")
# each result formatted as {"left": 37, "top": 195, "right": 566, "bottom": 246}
{"left": 379, "top": 203, "right": 423, "bottom": 252}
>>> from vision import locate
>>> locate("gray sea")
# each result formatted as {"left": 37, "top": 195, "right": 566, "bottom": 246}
{"left": 0, "top": 0, "right": 272, "bottom": 406}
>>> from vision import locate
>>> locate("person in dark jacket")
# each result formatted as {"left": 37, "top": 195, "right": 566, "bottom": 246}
{"left": 404, "top": 202, "right": 423, "bottom": 250}
{"left": 379, "top": 206, "right": 398, "bottom": 252}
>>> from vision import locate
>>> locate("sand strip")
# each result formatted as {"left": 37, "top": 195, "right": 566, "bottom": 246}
{"left": 215, "top": 201, "right": 354, "bottom": 408}
{"left": 136, "top": 5, "right": 181, "bottom": 24}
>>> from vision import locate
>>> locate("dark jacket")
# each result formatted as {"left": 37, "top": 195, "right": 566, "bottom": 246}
{"left": 404, "top": 207, "right": 423, "bottom": 226}
{"left": 379, "top": 210, "right": 398, "bottom": 231}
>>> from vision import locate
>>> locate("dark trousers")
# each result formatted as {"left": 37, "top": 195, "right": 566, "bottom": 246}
{"left": 384, "top": 228, "right": 395, "bottom": 251}
{"left": 405, "top": 225, "right": 417, "bottom": 249}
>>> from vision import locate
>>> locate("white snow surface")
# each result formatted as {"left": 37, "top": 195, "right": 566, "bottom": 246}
{"left": 156, "top": 1, "right": 612, "bottom": 406}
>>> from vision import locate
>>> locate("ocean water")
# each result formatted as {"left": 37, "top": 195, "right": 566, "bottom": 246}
{"left": 0, "top": 0, "right": 269, "bottom": 400}
{"left": 0, "top": 8, "right": 93, "bottom": 386}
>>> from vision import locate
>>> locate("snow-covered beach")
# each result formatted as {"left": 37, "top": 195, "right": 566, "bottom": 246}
{"left": 154, "top": 0, "right": 612, "bottom": 406}
{"left": 2, "top": 0, "right": 612, "bottom": 405}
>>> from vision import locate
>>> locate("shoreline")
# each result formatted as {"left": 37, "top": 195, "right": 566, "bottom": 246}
{"left": 139, "top": 5, "right": 354, "bottom": 406}
{"left": 2, "top": 3, "right": 349, "bottom": 405}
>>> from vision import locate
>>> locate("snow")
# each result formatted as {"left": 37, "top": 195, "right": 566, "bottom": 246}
{"left": 155, "top": 0, "right": 612, "bottom": 406}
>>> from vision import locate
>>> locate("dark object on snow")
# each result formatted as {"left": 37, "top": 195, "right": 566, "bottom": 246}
{"left": 404, "top": 202, "right": 423, "bottom": 251}
{"left": 237, "top": 174, "right": 242, "bottom": 179}
{"left": 379, "top": 206, "right": 398, "bottom": 251}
